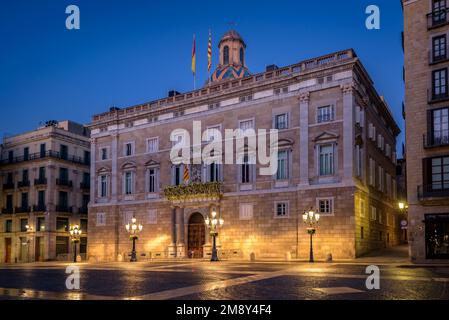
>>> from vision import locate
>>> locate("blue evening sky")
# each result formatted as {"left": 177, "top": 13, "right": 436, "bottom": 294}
{"left": 0, "top": 0, "right": 404, "bottom": 155}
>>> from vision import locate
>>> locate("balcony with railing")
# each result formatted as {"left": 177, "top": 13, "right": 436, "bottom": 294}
{"left": 17, "top": 180, "right": 30, "bottom": 188}
{"left": 55, "top": 205, "right": 73, "bottom": 213}
{"left": 34, "top": 178, "right": 47, "bottom": 186}
{"left": 0, "top": 150, "right": 90, "bottom": 166}
{"left": 2, "top": 182, "right": 14, "bottom": 190}
{"left": 15, "top": 206, "right": 31, "bottom": 214}
{"left": 164, "top": 182, "right": 222, "bottom": 204}
{"left": 56, "top": 179, "right": 73, "bottom": 188}
{"left": 1, "top": 208, "right": 14, "bottom": 214}
{"left": 33, "top": 204, "right": 47, "bottom": 212}
{"left": 427, "top": 8, "right": 449, "bottom": 29}
{"left": 418, "top": 184, "right": 449, "bottom": 204}
{"left": 80, "top": 182, "right": 90, "bottom": 190}
{"left": 423, "top": 131, "right": 449, "bottom": 148}
{"left": 78, "top": 206, "right": 88, "bottom": 214}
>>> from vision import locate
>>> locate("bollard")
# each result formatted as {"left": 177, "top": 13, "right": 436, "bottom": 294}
{"left": 326, "top": 253, "right": 333, "bottom": 263}
{"left": 250, "top": 252, "right": 256, "bottom": 262}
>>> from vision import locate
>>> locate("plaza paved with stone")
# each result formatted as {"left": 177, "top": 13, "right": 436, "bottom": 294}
{"left": 0, "top": 247, "right": 448, "bottom": 300}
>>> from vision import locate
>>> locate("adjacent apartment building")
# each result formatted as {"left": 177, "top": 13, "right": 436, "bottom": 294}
{"left": 0, "top": 121, "right": 90, "bottom": 263}
{"left": 403, "top": 0, "right": 449, "bottom": 262}
{"left": 87, "top": 30, "right": 402, "bottom": 262}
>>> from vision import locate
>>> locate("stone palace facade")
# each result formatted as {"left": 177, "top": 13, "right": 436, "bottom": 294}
{"left": 87, "top": 30, "right": 402, "bottom": 262}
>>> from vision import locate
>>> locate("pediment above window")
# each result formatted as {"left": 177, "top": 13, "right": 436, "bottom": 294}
{"left": 145, "top": 159, "right": 160, "bottom": 167}
{"left": 314, "top": 131, "right": 339, "bottom": 142}
{"left": 121, "top": 162, "right": 137, "bottom": 170}
{"left": 97, "top": 167, "right": 111, "bottom": 174}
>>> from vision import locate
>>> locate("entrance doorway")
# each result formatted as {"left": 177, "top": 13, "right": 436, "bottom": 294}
{"left": 35, "top": 237, "right": 44, "bottom": 262}
{"left": 188, "top": 212, "right": 206, "bottom": 258}
{"left": 4, "top": 238, "right": 12, "bottom": 263}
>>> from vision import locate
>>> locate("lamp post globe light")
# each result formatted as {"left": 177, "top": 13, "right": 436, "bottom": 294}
{"left": 69, "top": 225, "right": 82, "bottom": 263}
{"left": 302, "top": 207, "right": 320, "bottom": 263}
{"left": 125, "top": 217, "right": 143, "bottom": 262}
{"left": 204, "top": 209, "right": 224, "bottom": 262}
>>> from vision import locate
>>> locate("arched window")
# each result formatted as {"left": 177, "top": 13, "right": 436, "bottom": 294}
{"left": 223, "top": 46, "right": 229, "bottom": 65}
{"left": 240, "top": 47, "right": 244, "bottom": 65}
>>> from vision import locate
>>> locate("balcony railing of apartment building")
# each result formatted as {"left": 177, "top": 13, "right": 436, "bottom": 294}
{"left": 15, "top": 206, "right": 31, "bottom": 214}
{"left": 78, "top": 206, "right": 88, "bottom": 214}
{"left": 56, "top": 179, "right": 73, "bottom": 188}
{"left": 33, "top": 204, "right": 47, "bottom": 212}
{"left": 0, "top": 150, "right": 90, "bottom": 166}
{"left": 80, "top": 182, "right": 90, "bottom": 190}
{"left": 423, "top": 131, "right": 449, "bottom": 148}
{"left": 418, "top": 184, "right": 449, "bottom": 201}
{"left": 34, "top": 178, "right": 47, "bottom": 186}
{"left": 17, "top": 180, "right": 30, "bottom": 188}
{"left": 1, "top": 208, "right": 14, "bottom": 214}
{"left": 2, "top": 182, "right": 15, "bottom": 190}
{"left": 55, "top": 205, "right": 73, "bottom": 213}
{"left": 427, "top": 8, "right": 449, "bottom": 29}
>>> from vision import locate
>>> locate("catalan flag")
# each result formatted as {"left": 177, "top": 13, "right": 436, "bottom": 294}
{"left": 191, "top": 34, "right": 196, "bottom": 75}
{"left": 207, "top": 30, "right": 212, "bottom": 72}
{"left": 183, "top": 165, "right": 190, "bottom": 184}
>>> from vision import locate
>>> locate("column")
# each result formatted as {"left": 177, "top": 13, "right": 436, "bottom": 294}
{"left": 342, "top": 83, "right": 355, "bottom": 182}
{"left": 168, "top": 206, "right": 177, "bottom": 258}
{"left": 176, "top": 206, "right": 185, "bottom": 258}
{"left": 299, "top": 92, "right": 310, "bottom": 186}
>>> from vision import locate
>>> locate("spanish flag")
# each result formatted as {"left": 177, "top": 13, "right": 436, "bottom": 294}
{"left": 191, "top": 34, "right": 196, "bottom": 75}
{"left": 207, "top": 30, "right": 212, "bottom": 72}
{"left": 183, "top": 165, "right": 190, "bottom": 184}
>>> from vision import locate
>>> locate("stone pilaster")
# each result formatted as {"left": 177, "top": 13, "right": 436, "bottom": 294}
{"left": 111, "top": 132, "right": 118, "bottom": 202}
{"left": 299, "top": 92, "right": 310, "bottom": 186}
{"left": 342, "top": 83, "right": 355, "bottom": 182}
{"left": 90, "top": 137, "right": 96, "bottom": 203}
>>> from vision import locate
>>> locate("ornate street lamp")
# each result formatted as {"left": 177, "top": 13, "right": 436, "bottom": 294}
{"left": 69, "top": 225, "right": 82, "bottom": 263}
{"left": 302, "top": 207, "right": 320, "bottom": 263}
{"left": 125, "top": 216, "right": 143, "bottom": 262}
{"left": 204, "top": 209, "right": 224, "bottom": 262}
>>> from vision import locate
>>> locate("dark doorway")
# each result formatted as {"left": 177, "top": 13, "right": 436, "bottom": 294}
{"left": 35, "top": 237, "right": 44, "bottom": 262}
{"left": 425, "top": 214, "right": 449, "bottom": 259}
{"left": 188, "top": 212, "right": 206, "bottom": 259}
{"left": 5, "top": 238, "right": 12, "bottom": 263}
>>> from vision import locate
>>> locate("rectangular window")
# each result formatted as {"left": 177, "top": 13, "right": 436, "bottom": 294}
{"left": 5, "top": 220, "right": 12, "bottom": 233}
{"left": 369, "top": 158, "right": 376, "bottom": 186}
{"left": 317, "top": 198, "right": 333, "bottom": 215}
{"left": 370, "top": 206, "right": 377, "bottom": 221}
{"left": 96, "top": 213, "right": 106, "bottom": 226}
{"left": 38, "top": 190, "right": 45, "bottom": 206}
{"left": 124, "top": 172, "right": 133, "bottom": 195}
{"left": 360, "top": 199, "right": 366, "bottom": 218}
{"left": 100, "top": 175, "right": 108, "bottom": 197}
{"left": 241, "top": 154, "right": 251, "bottom": 183}
{"left": 433, "top": 68, "right": 448, "bottom": 99}
{"left": 56, "top": 236, "right": 69, "bottom": 255}
{"left": 22, "top": 169, "right": 29, "bottom": 182}
{"left": 173, "top": 165, "right": 182, "bottom": 186}
{"left": 208, "top": 163, "right": 220, "bottom": 182}
{"left": 147, "top": 137, "right": 159, "bottom": 153}
{"left": 355, "top": 145, "right": 363, "bottom": 177}
{"left": 148, "top": 168, "right": 157, "bottom": 193}
{"left": 56, "top": 217, "right": 69, "bottom": 232}
{"left": 432, "top": 0, "right": 447, "bottom": 26}
{"left": 148, "top": 209, "right": 157, "bottom": 224}
{"left": 20, "top": 218, "right": 28, "bottom": 232}
{"left": 40, "top": 143, "right": 46, "bottom": 157}
{"left": 8, "top": 150, "right": 13, "bottom": 163}
{"left": 60, "top": 145, "right": 68, "bottom": 160}
{"left": 6, "top": 195, "right": 13, "bottom": 211}
{"left": 274, "top": 113, "right": 289, "bottom": 130}
{"left": 124, "top": 142, "right": 134, "bottom": 157}
{"left": 58, "top": 191, "right": 68, "bottom": 208}
{"left": 21, "top": 192, "right": 28, "bottom": 209}
{"left": 39, "top": 167, "right": 46, "bottom": 180}
{"left": 275, "top": 202, "right": 288, "bottom": 217}
{"left": 276, "top": 150, "right": 289, "bottom": 180}
{"left": 317, "top": 105, "right": 334, "bottom": 123}
{"left": 431, "top": 156, "right": 449, "bottom": 190}
{"left": 23, "top": 147, "right": 29, "bottom": 161}
{"left": 239, "top": 203, "right": 254, "bottom": 220}
{"left": 239, "top": 119, "right": 254, "bottom": 132}
{"left": 433, "top": 35, "right": 447, "bottom": 62}
{"left": 59, "top": 168, "right": 68, "bottom": 182}
{"left": 378, "top": 166, "right": 384, "bottom": 191}
{"left": 361, "top": 226, "right": 364, "bottom": 240}
{"left": 101, "top": 147, "right": 108, "bottom": 160}
{"left": 432, "top": 108, "right": 449, "bottom": 145}
{"left": 319, "top": 144, "right": 334, "bottom": 176}
{"left": 37, "top": 217, "right": 45, "bottom": 231}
